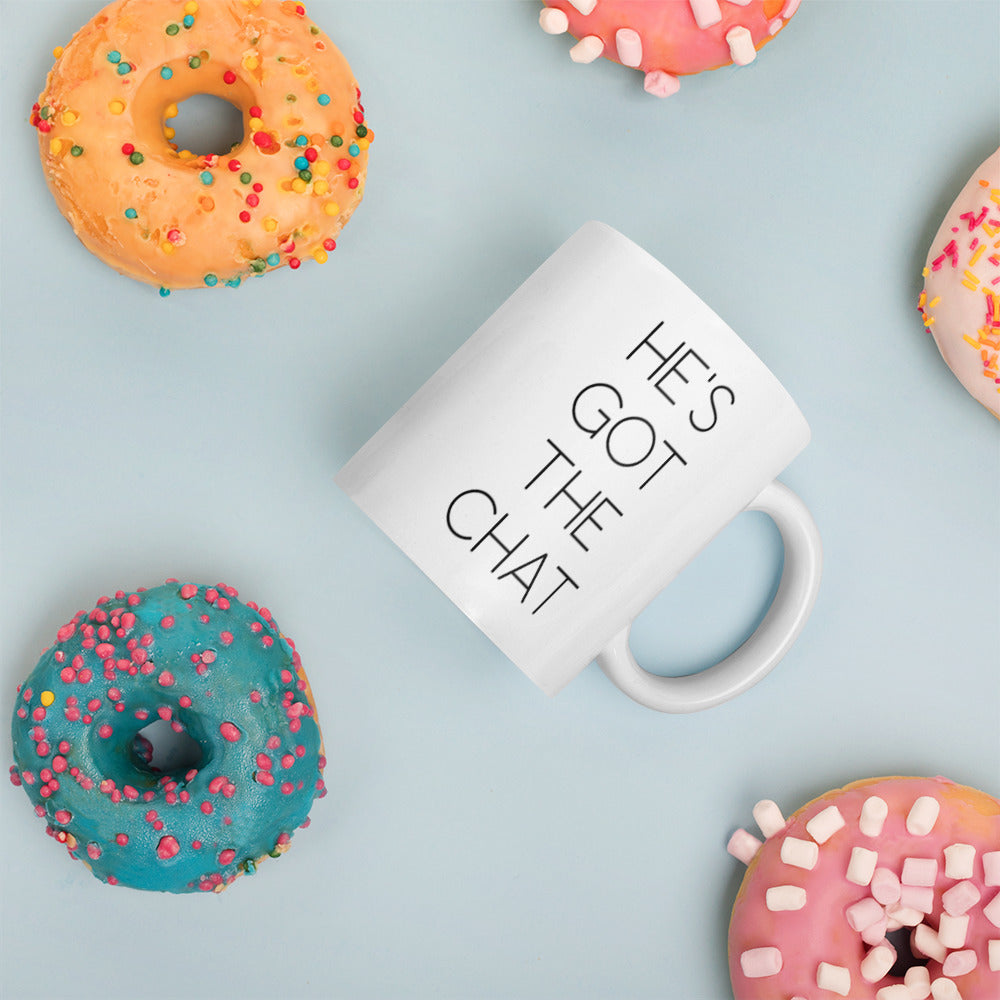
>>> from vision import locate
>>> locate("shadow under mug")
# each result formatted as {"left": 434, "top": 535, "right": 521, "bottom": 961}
{"left": 337, "top": 222, "right": 822, "bottom": 712}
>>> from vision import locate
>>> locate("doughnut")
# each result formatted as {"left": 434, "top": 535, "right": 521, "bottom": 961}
{"left": 9, "top": 580, "right": 326, "bottom": 893}
{"left": 726, "top": 776, "right": 1000, "bottom": 1000}
{"left": 918, "top": 148, "right": 1000, "bottom": 418}
{"left": 537, "top": 0, "right": 801, "bottom": 97}
{"left": 30, "top": 0, "right": 372, "bottom": 293}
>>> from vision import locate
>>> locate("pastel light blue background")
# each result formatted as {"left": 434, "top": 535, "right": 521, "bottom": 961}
{"left": 1, "top": 2, "right": 997, "bottom": 998}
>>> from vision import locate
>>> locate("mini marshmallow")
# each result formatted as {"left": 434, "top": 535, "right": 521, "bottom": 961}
{"left": 765, "top": 885, "right": 806, "bottom": 911}
{"left": 846, "top": 897, "right": 885, "bottom": 932}
{"left": 941, "top": 949, "right": 977, "bottom": 977}
{"left": 943, "top": 843, "right": 976, "bottom": 880}
{"left": 816, "top": 962, "right": 851, "bottom": 996}
{"left": 899, "top": 884, "right": 935, "bottom": 913}
{"left": 642, "top": 70, "right": 680, "bottom": 98}
{"left": 903, "top": 965, "right": 931, "bottom": 1000}
{"left": 740, "top": 946, "right": 782, "bottom": 978}
{"left": 780, "top": 836, "right": 819, "bottom": 870}
{"left": 984, "top": 850, "right": 1000, "bottom": 886}
{"left": 989, "top": 939, "right": 1000, "bottom": 972}
{"left": 752, "top": 799, "right": 785, "bottom": 839}
{"left": 806, "top": 805, "right": 846, "bottom": 844}
{"left": 902, "top": 857, "right": 938, "bottom": 887}
{"left": 725, "top": 26, "right": 756, "bottom": 66}
{"left": 912, "top": 923, "right": 947, "bottom": 963}
{"left": 861, "top": 914, "right": 889, "bottom": 946}
{"left": 688, "top": 0, "right": 723, "bottom": 29}
{"left": 886, "top": 903, "right": 923, "bottom": 927}
{"left": 614, "top": 28, "right": 642, "bottom": 68}
{"left": 860, "top": 795, "right": 889, "bottom": 837}
{"left": 569, "top": 36, "right": 603, "bottom": 63}
{"left": 929, "top": 978, "right": 962, "bottom": 1000}
{"left": 942, "top": 879, "right": 981, "bottom": 916}
{"left": 876, "top": 987, "right": 913, "bottom": 1000}
{"left": 937, "top": 912, "right": 969, "bottom": 949}
{"left": 860, "top": 943, "right": 896, "bottom": 983}
{"left": 906, "top": 795, "right": 940, "bottom": 836}
{"left": 985, "top": 888, "right": 1000, "bottom": 928}
{"left": 905, "top": 965, "right": 932, "bottom": 1000}
{"left": 847, "top": 846, "right": 878, "bottom": 886}
{"left": 538, "top": 8, "right": 569, "bottom": 33}
{"left": 871, "top": 867, "right": 902, "bottom": 905}
{"left": 566, "top": 0, "right": 597, "bottom": 14}
{"left": 727, "top": 828, "right": 763, "bottom": 865}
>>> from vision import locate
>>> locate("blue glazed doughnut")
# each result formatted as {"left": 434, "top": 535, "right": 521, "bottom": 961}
{"left": 9, "top": 580, "right": 325, "bottom": 893}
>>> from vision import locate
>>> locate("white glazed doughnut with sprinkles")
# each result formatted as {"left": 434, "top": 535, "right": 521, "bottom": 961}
{"left": 9, "top": 580, "right": 326, "bottom": 893}
{"left": 726, "top": 776, "right": 1000, "bottom": 1000}
{"left": 538, "top": 0, "right": 801, "bottom": 96}
{"left": 919, "top": 147, "right": 1000, "bottom": 418}
{"left": 31, "top": 0, "right": 372, "bottom": 293}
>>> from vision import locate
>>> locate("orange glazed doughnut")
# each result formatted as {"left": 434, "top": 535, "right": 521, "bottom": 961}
{"left": 726, "top": 776, "right": 1000, "bottom": 1000}
{"left": 538, "top": 0, "right": 801, "bottom": 97}
{"left": 31, "top": 0, "right": 372, "bottom": 293}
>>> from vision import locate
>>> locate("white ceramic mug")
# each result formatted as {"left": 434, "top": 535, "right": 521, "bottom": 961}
{"left": 337, "top": 222, "right": 822, "bottom": 712}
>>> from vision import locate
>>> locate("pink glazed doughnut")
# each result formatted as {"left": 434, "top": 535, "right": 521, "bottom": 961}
{"left": 726, "top": 777, "right": 1000, "bottom": 1000}
{"left": 918, "top": 148, "right": 1000, "bottom": 418}
{"left": 537, "top": 0, "right": 801, "bottom": 96}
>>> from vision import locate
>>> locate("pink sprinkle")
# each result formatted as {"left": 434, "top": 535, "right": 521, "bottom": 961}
{"left": 55, "top": 809, "right": 72, "bottom": 824}
{"left": 179, "top": 695, "right": 192, "bottom": 708}
{"left": 158, "top": 671, "right": 175, "bottom": 687}
{"left": 256, "top": 753, "right": 272, "bottom": 770}
{"left": 220, "top": 631, "right": 233, "bottom": 646}
{"left": 157, "top": 706, "right": 172, "bottom": 720}
{"left": 267, "top": 735, "right": 280, "bottom": 749}
{"left": 161, "top": 616, "right": 175, "bottom": 629}
{"left": 87, "top": 843, "right": 102, "bottom": 860}
{"left": 52, "top": 755, "right": 67, "bottom": 773}
{"left": 219, "top": 848, "right": 236, "bottom": 865}
{"left": 281, "top": 754, "right": 294, "bottom": 769}
{"left": 255, "top": 770, "right": 274, "bottom": 786}
{"left": 208, "top": 775, "right": 227, "bottom": 794}
{"left": 156, "top": 835, "right": 180, "bottom": 859}
{"left": 116, "top": 833, "right": 128, "bottom": 845}
{"left": 97, "top": 724, "right": 113, "bottom": 739}
{"left": 57, "top": 623, "right": 76, "bottom": 642}
{"left": 280, "top": 782, "right": 294, "bottom": 795}
{"left": 180, "top": 584, "right": 197, "bottom": 599}
{"left": 200, "top": 801, "right": 213, "bottom": 814}
{"left": 201, "top": 650, "right": 216, "bottom": 664}
{"left": 219, "top": 722, "right": 241, "bottom": 742}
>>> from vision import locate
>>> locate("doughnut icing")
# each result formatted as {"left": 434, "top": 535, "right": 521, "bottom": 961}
{"left": 919, "top": 148, "right": 1000, "bottom": 418}
{"left": 538, "top": 0, "right": 801, "bottom": 96}
{"left": 727, "top": 776, "right": 1000, "bottom": 1000}
{"left": 9, "top": 581, "right": 326, "bottom": 893}
{"left": 31, "top": 0, "right": 372, "bottom": 292}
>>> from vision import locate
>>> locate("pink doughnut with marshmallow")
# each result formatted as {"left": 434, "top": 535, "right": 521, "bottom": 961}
{"left": 538, "top": 0, "right": 801, "bottom": 96}
{"left": 726, "top": 776, "right": 1000, "bottom": 1000}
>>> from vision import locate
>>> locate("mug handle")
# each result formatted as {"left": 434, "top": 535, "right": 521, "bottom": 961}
{"left": 595, "top": 480, "right": 822, "bottom": 713}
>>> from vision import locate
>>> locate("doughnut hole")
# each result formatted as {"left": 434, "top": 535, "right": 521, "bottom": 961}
{"left": 131, "top": 718, "right": 204, "bottom": 778}
{"left": 884, "top": 927, "right": 929, "bottom": 978}
{"left": 165, "top": 94, "right": 244, "bottom": 156}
